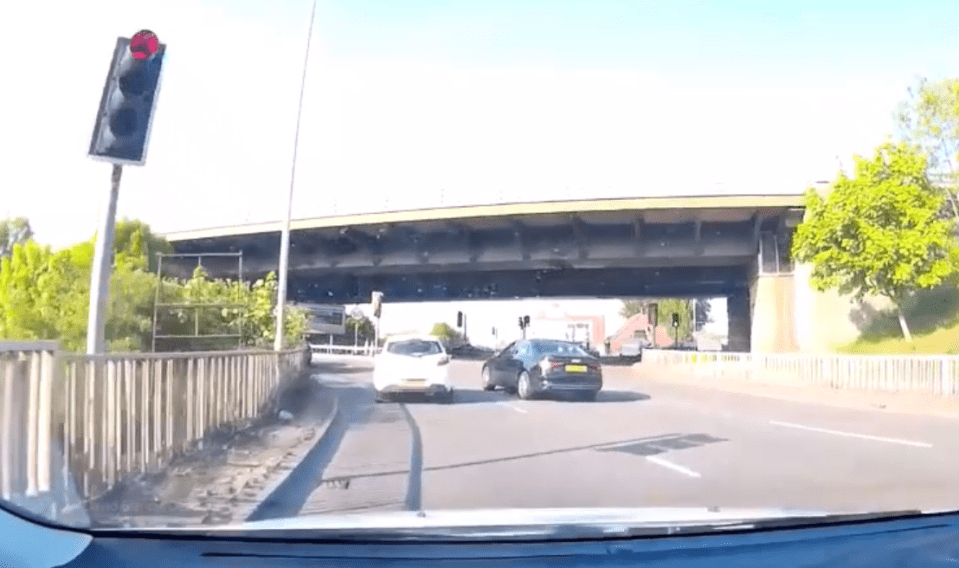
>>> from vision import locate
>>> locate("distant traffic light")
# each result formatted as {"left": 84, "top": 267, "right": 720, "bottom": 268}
{"left": 371, "top": 291, "right": 383, "bottom": 318}
{"left": 671, "top": 313, "right": 680, "bottom": 328}
{"left": 89, "top": 30, "right": 166, "bottom": 165}
{"left": 457, "top": 311, "right": 464, "bottom": 328}
{"left": 523, "top": 315, "right": 530, "bottom": 327}
{"left": 518, "top": 316, "right": 524, "bottom": 329}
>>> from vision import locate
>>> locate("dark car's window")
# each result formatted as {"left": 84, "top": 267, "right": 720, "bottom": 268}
{"left": 533, "top": 341, "right": 591, "bottom": 357}
{"left": 387, "top": 339, "right": 443, "bottom": 356}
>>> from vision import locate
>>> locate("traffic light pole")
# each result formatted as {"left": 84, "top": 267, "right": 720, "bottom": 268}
{"left": 275, "top": 0, "right": 318, "bottom": 352}
{"left": 86, "top": 164, "right": 122, "bottom": 355}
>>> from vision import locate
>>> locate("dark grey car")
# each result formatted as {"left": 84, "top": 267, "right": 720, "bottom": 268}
{"left": 480, "top": 339, "right": 602, "bottom": 401}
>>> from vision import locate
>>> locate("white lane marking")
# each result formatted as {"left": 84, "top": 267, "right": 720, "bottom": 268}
{"left": 770, "top": 420, "right": 933, "bottom": 448}
{"left": 646, "top": 456, "right": 702, "bottom": 478}
{"left": 508, "top": 404, "right": 528, "bottom": 414}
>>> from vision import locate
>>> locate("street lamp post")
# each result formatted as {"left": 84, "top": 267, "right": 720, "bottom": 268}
{"left": 275, "top": 0, "right": 318, "bottom": 351}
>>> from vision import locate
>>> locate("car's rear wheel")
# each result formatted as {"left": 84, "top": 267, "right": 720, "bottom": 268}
{"left": 481, "top": 366, "right": 495, "bottom": 391}
{"left": 517, "top": 371, "right": 534, "bottom": 400}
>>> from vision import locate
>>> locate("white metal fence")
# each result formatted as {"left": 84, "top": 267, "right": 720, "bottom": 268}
{"left": 309, "top": 344, "right": 381, "bottom": 357}
{"left": 0, "top": 342, "right": 307, "bottom": 519}
{"left": 642, "top": 349, "right": 959, "bottom": 396}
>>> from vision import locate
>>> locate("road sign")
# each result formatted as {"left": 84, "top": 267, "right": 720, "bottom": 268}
{"left": 351, "top": 307, "right": 364, "bottom": 319}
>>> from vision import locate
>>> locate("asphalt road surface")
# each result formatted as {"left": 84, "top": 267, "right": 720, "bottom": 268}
{"left": 279, "top": 356, "right": 959, "bottom": 518}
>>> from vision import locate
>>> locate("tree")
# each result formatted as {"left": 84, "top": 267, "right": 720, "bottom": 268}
{"left": 430, "top": 322, "right": 463, "bottom": 344}
{"left": 112, "top": 218, "right": 173, "bottom": 272}
{"left": 617, "top": 298, "right": 694, "bottom": 344}
{"left": 0, "top": 223, "right": 306, "bottom": 352}
{"left": 694, "top": 298, "right": 712, "bottom": 330}
{"left": 346, "top": 314, "right": 375, "bottom": 344}
{"left": 894, "top": 77, "right": 959, "bottom": 222}
{"left": 658, "top": 298, "right": 694, "bottom": 343}
{"left": 791, "top": 141, "right": 959, "bottom": 342}
{"left": 0, "top": 217, "right": 33, "bottom": 258}
{"left": 619, "top": 299, "right": 649, "bottom": 319}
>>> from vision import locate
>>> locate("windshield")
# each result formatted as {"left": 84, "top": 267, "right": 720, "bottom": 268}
{"left": 3, "top": 0, "right": 959, "bottom": 542}
{"left": 386, "top": 339, "right": 443, "bottom": 356}
{"left": 533, "top": 341, "right": 591, "bottom": 358}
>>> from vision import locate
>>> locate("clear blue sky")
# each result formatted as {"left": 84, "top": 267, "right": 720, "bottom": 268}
{"left": 4, "top": 0, "right": 954, "bottom": 339}
{"left": 3, "top": 0, "right": 958, "bottom": 247}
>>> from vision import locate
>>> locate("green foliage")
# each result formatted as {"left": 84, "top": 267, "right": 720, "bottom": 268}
{"left": 894, "top": 77, "right": 959, "bottom": 221}
{"left": 619, "top": 300, "right": 648, "bottom": 319}
{"left": 430, "top": 322, "right": 463, "bottom": 343}
{"left": 792, "top": 142, "right": 959, "bottom": 339}
{"left": 113, "top": 218, "right": 173, "bottom": 272}
{"left": 0, "top": 217, "right": 33, "bottom": 258}
{"left": 618, "top": 298, "right": 694, "bottom": 342}
{"left": 895, "top": 78, "right": 959, "bottom": 174}
{"left": 657, "top": 298, "right": 694, "bottom": 342}
{"left": 0, "top": 219, "right": 305, "bottom": 352}
{"left": 346, "top": 315, "right": 375, "bottom": 344}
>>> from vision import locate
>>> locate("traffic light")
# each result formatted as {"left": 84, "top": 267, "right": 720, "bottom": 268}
{"left": 518, "top": 316, "right": 524, "bottom": 329}
{"left": 457, "top": 311, "right": 463, "bottom": 328}
{"left": 672, "top": 313, "right": 680, "bottom": 328}
{"left": 89, "top": 30, "right": 166, "bottom": 165}
{"left": 524, "top": 315, "right": 530, "bottom": 327}
{"left": 371, "top": 291, "right": 383, "bottom": 318}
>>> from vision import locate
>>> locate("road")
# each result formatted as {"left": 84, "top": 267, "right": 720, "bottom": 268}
{"left": 264, "top": 356, "right": 959, "bottom": 518}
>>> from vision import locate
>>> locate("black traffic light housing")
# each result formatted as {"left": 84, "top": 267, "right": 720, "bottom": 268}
{"left": 371, "top": 292, "right": 383, "bottom": 318}
{"left": 524, "top": 315, "right": 530, "bottom": 327}
{"left": 457, "top": 311, "right": 463, "bottom": 328}
{"left": 89, "top": 32, "right": 166, "bottom": 165}
{"left": 672, "top": 313, "right": 680, "bottom": 328}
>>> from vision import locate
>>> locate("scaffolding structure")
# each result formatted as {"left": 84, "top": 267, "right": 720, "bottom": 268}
{"left": 151, "top": 252, "right": 246, "bottom": 352}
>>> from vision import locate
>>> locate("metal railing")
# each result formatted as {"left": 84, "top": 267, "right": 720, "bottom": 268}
{"left": 0, "top": 342, "right": 306, "bottom": 519}
{"left": 642, "top": 349, "right": 959, "bottom": 396}
{"left": 309, "top": 344, "right": 381, "bottom": 357}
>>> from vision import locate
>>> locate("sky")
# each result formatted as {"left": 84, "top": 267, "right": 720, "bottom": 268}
{"left": 3, "top": 0, "right": 958, "bottom": 338}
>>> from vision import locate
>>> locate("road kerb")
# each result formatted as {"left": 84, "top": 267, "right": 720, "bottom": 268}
{"left": 235, "top": 392, "right": 341, "bottom": 522}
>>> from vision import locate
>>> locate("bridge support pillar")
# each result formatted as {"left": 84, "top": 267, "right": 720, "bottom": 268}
{"left": 726, "top": 290, "right": 751, "bottom": 352}
{"left": 750, "top": 273, "right": 798, "bottom": 353}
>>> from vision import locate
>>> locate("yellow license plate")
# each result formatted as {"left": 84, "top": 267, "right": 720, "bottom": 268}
{"left": 565, "top": 365, "right": 587, "bottom": 373}
{"left": 402, "top": 379, "right": 426, "bottom": 386}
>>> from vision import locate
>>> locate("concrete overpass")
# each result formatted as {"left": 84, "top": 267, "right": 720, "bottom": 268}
{"left": 163, "top": 194, "right": 851, "bottom": 354}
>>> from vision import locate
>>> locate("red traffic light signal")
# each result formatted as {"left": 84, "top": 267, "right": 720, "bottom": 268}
{"left": 130, "top": 30, "right": 160, "bottom": 60}
{"left": 89, "top": 32, "right": 166, "bottom": 165}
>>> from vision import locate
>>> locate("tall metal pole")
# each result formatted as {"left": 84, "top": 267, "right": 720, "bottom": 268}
{"left": 86, "top": 164, "right": 123, "bottom": 355}
{"left": 275, "top": 0, "right": 318, "bottom": 352}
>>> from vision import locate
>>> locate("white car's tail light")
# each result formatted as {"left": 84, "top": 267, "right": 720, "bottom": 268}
{"left": 437, "top": 355, "right": 450, "bottom": 366}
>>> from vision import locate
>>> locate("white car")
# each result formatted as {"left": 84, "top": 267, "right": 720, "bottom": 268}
{"left": 373, "top": 335, "right": 453, "bottom": 403}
